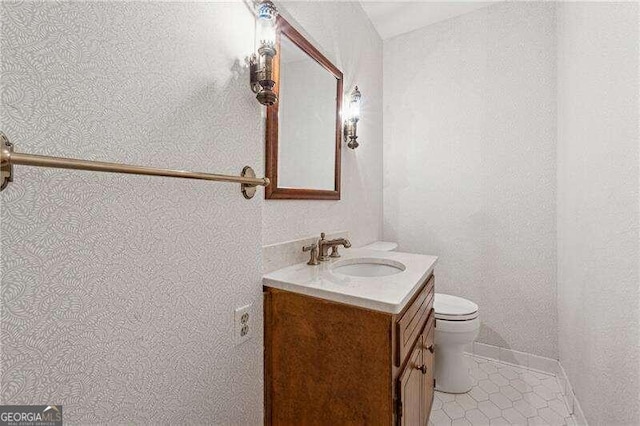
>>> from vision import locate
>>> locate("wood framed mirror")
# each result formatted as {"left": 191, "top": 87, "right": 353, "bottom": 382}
{"left": 265, "top": 16, "right": 343, "bottom": 200}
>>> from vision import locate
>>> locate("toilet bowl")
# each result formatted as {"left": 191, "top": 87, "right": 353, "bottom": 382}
{"left": 434, "top": 293, "right": 479, "bottom": 393}
{"left": 363, "top": 242, "right": 480, "bottom": 394}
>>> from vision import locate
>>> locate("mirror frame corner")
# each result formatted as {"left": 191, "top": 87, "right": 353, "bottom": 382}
{"left": 265, "top": 16, "right": 343, "bottom": 201}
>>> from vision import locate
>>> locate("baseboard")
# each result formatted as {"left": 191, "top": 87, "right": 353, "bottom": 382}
{"left": 557, "top": 362, "right": 588, "bottom": 425}
{"left": 466, "top": 342, "right": 588, "bottom": 425}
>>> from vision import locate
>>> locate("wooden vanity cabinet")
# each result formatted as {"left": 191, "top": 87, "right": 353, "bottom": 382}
{"left": 264, "top": 274, "right": 435, "bottom": 426}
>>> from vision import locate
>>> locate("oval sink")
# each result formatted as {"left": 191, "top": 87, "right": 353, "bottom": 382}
{"left": 331, "top": 258, "right": 406, "bottom": 278}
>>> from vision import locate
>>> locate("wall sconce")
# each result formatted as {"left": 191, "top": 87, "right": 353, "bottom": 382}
{"left": 344, "top": 86, "right": 362, "bottom": 149}
{"left": 250, "top": 0, "right": 278, "bottom": 106}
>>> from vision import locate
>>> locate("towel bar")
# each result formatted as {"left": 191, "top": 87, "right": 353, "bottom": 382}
{"left": 0, "top": 132, "right": 269, "bottom": 199}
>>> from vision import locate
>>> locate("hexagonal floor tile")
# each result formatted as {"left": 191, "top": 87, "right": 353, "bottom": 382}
{"left": 499, "top": 385, "right": 523, "bottom": 402}
{"left": 427, "top": 354, "right": 578, "bottom": 426}
{"left": 477, "top": 400, "right": 502, "bottom": 419}
{"left": 443, "top": 401, "right": 467, "bottom": 420}
{"left": 465, "top": 408, "right": 490, "bottom": 425}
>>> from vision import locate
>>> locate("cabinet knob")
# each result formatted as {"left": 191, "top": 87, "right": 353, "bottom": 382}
{"left": 426, "top": 344, "right": 434, "bottom": 354}
{"left": 417, "top": 364, "right": 427, "bottom": 374}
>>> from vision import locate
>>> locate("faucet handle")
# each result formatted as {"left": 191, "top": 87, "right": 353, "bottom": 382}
{"left": 302, "top": 241, "right": 319, "bottom": 266}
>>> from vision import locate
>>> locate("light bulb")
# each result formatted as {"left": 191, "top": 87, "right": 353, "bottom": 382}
{"left": 345, "top": 86, "right": 362, "bottom": 149}
{"left": 347, "top": 86, "right": 361, "bottom": 122}
{"left": 255, "top": 1, "right": 277, "bottom": 50}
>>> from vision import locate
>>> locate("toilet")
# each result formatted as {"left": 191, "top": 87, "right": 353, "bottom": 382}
{"left": 363, "top": 241, "right": 480, "bottom": 394}
{"left": 433, "top": 293, "right": 479, "bottom": 393}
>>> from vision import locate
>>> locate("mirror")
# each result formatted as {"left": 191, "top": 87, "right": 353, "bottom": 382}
{"left": 265, "top": 17, "right": 343, "bottom": 200}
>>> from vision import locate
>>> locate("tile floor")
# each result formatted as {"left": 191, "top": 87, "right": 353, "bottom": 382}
{"left": 429, "top": 354, "right": 576, "bottom": 426}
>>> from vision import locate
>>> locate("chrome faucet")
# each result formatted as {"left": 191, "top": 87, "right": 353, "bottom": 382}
{"left": 318, "top": 232, "right": 352, "bottom": 261}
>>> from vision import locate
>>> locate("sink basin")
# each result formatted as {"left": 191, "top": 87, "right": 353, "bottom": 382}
{"left": 331, "top": 258, "right": 406, "bottom": 277}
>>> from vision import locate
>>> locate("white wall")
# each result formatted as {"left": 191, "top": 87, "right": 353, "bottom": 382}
{"left": 383, "top": 2, "right": 558, "bottom": 358}
{"left": 262, "top": 1, "right": 383, "bottom": 247}
{"left": 557, "top": 3, "right": 640, "bottom": 424}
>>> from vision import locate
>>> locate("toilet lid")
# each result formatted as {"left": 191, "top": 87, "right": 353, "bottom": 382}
{"left": 434, "top": 293, "right": 479, "bottom": 321}
{"left": 362, "top": 241, "right": 398, "bottom": 251}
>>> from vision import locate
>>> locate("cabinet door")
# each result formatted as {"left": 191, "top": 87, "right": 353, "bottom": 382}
{"left": 397, "top": 336, "right": 424, "bottom": 426}
{"left": 422, "top": 313, "right": 436, "bottom": 423}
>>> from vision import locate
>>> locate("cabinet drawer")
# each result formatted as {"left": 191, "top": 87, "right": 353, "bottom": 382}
{"left": 396, "top": 275, "right": 434, "bottom": 366}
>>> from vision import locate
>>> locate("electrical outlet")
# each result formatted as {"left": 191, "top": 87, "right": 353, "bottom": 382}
{"left": 234, "top": 303, "right": 253, "bottom": 346}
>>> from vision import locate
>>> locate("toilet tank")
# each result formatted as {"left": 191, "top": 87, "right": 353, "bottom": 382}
{"left": 362, "top": 241, "right": 398, "bottom": 251}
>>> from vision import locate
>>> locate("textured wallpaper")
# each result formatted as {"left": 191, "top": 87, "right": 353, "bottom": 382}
{"left": 383, "top": 2, "right": 558, "bottom": 358}
{"left": 262, "top": 2, "right": 383, "bottom": 248}
{"left": 1, "top": 2, "right": 265, "bottom": 423}
{"left": 557, "top": 3, "right": 640, "bottom": 424}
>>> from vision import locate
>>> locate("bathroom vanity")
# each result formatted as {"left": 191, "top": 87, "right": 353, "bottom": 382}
{"left": 263, "top": 249, "right": 438, "bottom": 425}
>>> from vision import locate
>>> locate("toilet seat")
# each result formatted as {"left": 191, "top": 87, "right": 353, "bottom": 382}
{"left": 434, "top": 293, "right": 478, "bottom": 321}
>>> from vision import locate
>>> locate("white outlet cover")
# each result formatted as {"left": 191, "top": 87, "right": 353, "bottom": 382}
{"left": 234, "top": 303, "right": 253, "bottom": 346}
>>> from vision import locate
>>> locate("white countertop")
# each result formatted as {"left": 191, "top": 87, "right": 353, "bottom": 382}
{"left": 262, "top": 248, "right": 438, "bottom": 314}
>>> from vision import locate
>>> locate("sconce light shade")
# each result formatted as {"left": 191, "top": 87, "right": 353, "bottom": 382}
{"left": 250, "top": 0, "right": 278, "bottom": 106}
{"left": 345, "top": 86, "right": 362, "bottom": 149}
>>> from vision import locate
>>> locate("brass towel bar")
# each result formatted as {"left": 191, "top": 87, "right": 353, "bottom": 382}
{"left": 0, "top": 132, "right": 269, "bottom": 199}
